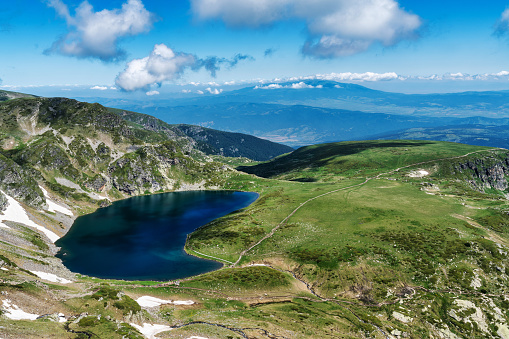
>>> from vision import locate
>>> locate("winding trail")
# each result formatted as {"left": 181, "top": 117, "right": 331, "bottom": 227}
{"left": 189, "top": 249, "right": 234, "bottom": 265}
{"left": 231, "top": 148, "right": 501, "bottom": 267}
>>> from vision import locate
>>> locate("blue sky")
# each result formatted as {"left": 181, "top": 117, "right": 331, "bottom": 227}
{"left": 3, "top": 0, "right": 509, "bottom": 96}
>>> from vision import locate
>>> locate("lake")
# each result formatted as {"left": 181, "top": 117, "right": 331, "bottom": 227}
{"left": 55, "top": 191, "right": 258, "bottom": 281}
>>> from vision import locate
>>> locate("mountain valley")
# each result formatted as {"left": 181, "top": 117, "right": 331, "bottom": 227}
{"left": 1, "top": 91, "right": 509, "bottom": 337}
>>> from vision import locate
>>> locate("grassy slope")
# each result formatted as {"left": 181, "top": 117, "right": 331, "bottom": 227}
{"left": 186, "top": 140, "right": 509, "bottom": 338}
{"left": 4, "top": 134, "right": 509, "bottom": 338}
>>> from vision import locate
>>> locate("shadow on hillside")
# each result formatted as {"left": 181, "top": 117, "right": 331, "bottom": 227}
{"left": 237, "top": 140, "right": 435, "bottom": 178}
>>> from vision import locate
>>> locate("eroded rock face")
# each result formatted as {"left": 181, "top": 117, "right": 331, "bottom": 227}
{"left": 108, "top": 155, "right": 167, "bottom": 195}
{"left": 456, "top": 157, "right": 509, "bottom": 191}
{"left": 84, "top": 175, "right": 108, "bottom": 192}
{"left": 0, "top": 154, "right": 44, "bottom": 208}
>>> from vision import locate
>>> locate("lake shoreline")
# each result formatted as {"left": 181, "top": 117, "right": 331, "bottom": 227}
{"left": 55, "top": 190, "right": 259, "bottom": 282}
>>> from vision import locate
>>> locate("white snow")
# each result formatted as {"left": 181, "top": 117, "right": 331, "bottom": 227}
{"left": 0, "top": 267, "right": 8, "bottom": 271}
{"left": 130, "top": 323, "right": 172, "bottom": 339}
{"left": 136, "top": 296, "right": 194, "bottom": 307}
{"left": 1, "top": 299, "right": 39, "bottom": 320}
{"left": 408, "top": 170, "right": 429, "bottom": 178}
{"left": 30, "top": 271, "right": 72, "bottom": 284}
{"left": 0, "top": 191, "right": 60, "bottom": 242}
{"left": 39, "top": 186, "right": 73, "bottom": 216}
{"left": 58, "top": 313, "right": 66, "bottom": 323}
{"left": 392, "top": 311, "right": 413, "bottom": 323}
{"left": 188, "top": 337, "right": 209, "bottom": 339}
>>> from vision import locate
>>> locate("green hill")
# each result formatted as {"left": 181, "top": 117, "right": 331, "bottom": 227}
{"left": 0, "top": 89, "right": 36, "bottom": 102}
{"left": 187, "top": 140, "right": 509, "bottom": 338}
{"left": 238, "top": 140, "right": 492, "bottom": 181}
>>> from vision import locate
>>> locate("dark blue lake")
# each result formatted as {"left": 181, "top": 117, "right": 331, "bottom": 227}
{"left": 55, "top": 191, "right": 258, "bottom": 281}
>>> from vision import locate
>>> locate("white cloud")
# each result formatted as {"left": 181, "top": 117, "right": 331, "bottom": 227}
{"left": 115, "top": 44, "right": 196, "bottom": 91}
{"left": 45, "top": 0, "right": 154, "bottom": 61}
{"left": 206, "top": 87, "right": 223, "bottom": 94}
{"left": 311, "top": 71, "right": 400, "bottom": 82}
{"left": 495, "top": 71, "right": 509, "bottom": 76}
{"left": 182, "top": 89, "right": 192, "bottom": 93}
{"left": 290, "top": 81, "right": 314, "bottom": 89}
{"left": 116, "top": 45, "right": 252, "bottom": 91}
{"left": 90, "top": 85, "right": 108, "bottom": 90}
{"left": 255, "top": 82, "right": 322, "bottom": 90}
{"left": 191, "top": 0, "right": 421, "bottom": 57}
{"left": 197, "top": 90, "right": 204, "bottom": 94}
{"left": 146, "top": 90, "right": 159, "bottom": 96}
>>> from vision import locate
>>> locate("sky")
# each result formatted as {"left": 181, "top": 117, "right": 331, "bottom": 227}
{"left": 3, "top": 0, "right": 509, "bottom": 97}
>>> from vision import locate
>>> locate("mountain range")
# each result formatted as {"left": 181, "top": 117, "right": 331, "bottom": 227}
{"left": 77, "top": 80, "right": 509, "bottom": 148}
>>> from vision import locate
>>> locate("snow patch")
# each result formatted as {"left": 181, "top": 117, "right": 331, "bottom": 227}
{"left": 0, "top": 267, "right": 8, "bottom": 271}
{"left": 136, "top": 296, "right": 194, "bottom": 307}
{"left": 130, "top": 323, "right": 172, "bottom": 339}
{"left": 188, "top": 337, "right": 210, "bottom": 339}
{"left": 498, "top": 324, "right": 509, "bottom": 339}
{"left": 39, "top": 186, "right": 73, "bottom": 216}
{"left": 30, "top": 271, "right": 72, "bottom": 284}
{"left": 1, "top": 299, "right": 39, "bottom": 320}
{"left": 0, "top": 191, "right": 60, "bottom": 242}
{"left": 392, "top": 311, "right": 413, "bottom": 323}
{"left": 408, "top": 170, "right": 429, "bottom": 178}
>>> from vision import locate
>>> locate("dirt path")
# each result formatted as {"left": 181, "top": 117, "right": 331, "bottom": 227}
{"left": 452, "top": 213, "right": 509, "bottom": 247}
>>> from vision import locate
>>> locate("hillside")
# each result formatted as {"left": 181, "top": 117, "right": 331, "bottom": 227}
{"left": 3, "top": 125, "right": 509, "bottom": 338}
{"left": 112, "top": 108, "right": 294, "bottom": 160}
{"left": 370, "top": 124, "right": 509, "bottom": 149}
{"left": 0, "top": 90, "right": 36, "bottom": 102}
{"left": 188, "top": 140, "right": 509, "bottom": 338}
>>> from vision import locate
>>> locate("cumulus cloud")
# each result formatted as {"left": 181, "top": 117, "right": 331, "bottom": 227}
{"left": 115, "top": 44, "right": 196, "bottom": 91}
{"left": 146, "top": 90, "right": 159, "bottom": 96}
{"left": 191, "top": 0, "right": 421, "bottom": 58}
{"left": 116, "top": 44, "right": 253, "bottom": 91}
{"left": 45, "top": 0, "right": 154, "bottom": 62}
{"left": 206, "top": 87, "right": 223, "bottom": 94}
{"left": 90, "top": 85, "right": 108, "bottom": 90}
